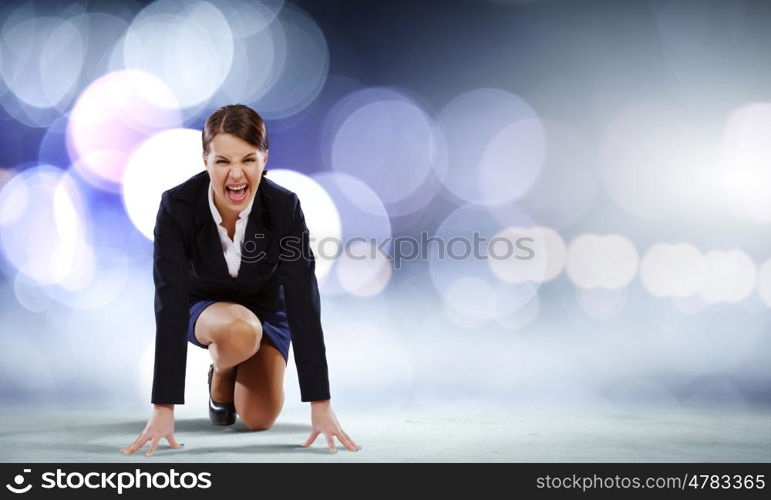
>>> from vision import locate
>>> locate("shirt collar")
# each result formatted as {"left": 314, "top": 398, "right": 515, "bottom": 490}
{"left": 208, "top": 180, "right": 255, "bottom": 225}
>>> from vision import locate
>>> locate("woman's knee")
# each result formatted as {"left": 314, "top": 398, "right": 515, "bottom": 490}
{"left": 240, "top": 405, "right": 282, "bottom": 431}
{"left": 216, "top": 317, "right": 262, "bottom": 351}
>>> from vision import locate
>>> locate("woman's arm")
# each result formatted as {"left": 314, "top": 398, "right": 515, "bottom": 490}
{"left": 277, "top": 193, "right": 331, "bottom": 402}
{"left": 276, "top": 194, "right": 360, "bottom": 453}
{"left": 150, "top": 191, "right": 191, "bottom": 405}
{"left": 122, "top": 193, "right": 188, "bottom": 456}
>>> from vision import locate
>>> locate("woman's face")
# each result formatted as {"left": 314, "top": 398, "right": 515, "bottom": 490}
{"left": 203, "top": 133, "right": 267, "bottom": 216}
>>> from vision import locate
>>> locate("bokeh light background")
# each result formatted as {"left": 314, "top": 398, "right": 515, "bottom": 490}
{"left": 0, "top": 0, "right": 770, "bottom": 416}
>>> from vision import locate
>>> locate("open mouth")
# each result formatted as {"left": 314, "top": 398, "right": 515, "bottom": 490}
{"left": 225, "top": 183, "right": 248, "bottom": 203}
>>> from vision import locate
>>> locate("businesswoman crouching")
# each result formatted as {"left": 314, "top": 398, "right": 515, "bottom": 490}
{"left": 122, "top": 104, "right": 359, "bottom": 456}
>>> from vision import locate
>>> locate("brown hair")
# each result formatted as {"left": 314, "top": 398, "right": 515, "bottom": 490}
{"left": 202, "top": 104, "right": 269, "bottom": 176}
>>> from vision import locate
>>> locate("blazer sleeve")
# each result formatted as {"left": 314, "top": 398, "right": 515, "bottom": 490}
{"left": 277, "top": 194, "right": 332, "bottom": 402}
{"left": 150, "top": 192, "right": 190, "bottom": 405}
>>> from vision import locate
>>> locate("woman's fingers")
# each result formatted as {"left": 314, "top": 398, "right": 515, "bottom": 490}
{"left": 122, "top": 434, "right": 147, "bottom": 455}
{"left": 166, "top": 434, "right": 183, "bottom": 450}
{"left": 337, "top": 430, "right": 359, "bottom": 452}
{"left": 301, "top": 430, "right": 320, "bottom": 447}
{"left": 324, "top": 432, "right": 337, "bottom": 453}
{"left": 120, "top": 437, "right": 136, "bottom": 454}
{"left": 128, "top": 433, "right": 147, "bottom": 451}
{"left": 301, "top": 427, "right": 359, "bottom": 453}
{"left": 145, "top": 435, "right": 161, "bottom": 457}
{"left": 123, "top": 433, "right": 145, "bottom": 455}
{"left": 341, "top": 430, "right": 360, "bottom": 450}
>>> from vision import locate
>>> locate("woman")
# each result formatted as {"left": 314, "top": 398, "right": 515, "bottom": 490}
{"left": 122, "top": 104, "right": 359, "bottom": 456}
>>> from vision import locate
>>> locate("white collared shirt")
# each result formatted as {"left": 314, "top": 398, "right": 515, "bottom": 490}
{"left": 208, "top": 181, "right": 255, "bottom": 278}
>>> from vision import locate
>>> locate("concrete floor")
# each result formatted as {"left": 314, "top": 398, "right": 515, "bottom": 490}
{"left": 1, "top": 404, "right": 769, "bottom": 462}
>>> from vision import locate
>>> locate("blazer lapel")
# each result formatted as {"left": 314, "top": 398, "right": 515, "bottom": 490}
{"left": 194, "top": 181, "right": 232, "bottom": 280}
{"left": 235, "top": 180, "right": 276, "bottom": 286}
{"left": 193, "top": 177, "right": 276, "bottom": 284}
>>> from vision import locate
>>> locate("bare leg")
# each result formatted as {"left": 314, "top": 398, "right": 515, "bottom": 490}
{"left": 235, "top": 336, "right": 286, "bottom": 430}
{"left": 194, "top": 301, "right": 263, "bottom": 402}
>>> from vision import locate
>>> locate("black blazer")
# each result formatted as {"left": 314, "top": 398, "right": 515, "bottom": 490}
{"left": 150, "top": 170, "right": 330, "bottom": 404}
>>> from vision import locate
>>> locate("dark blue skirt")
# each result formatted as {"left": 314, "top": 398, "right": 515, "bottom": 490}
{"left": 187, "top": 299, "right": 290, "bottom": 364}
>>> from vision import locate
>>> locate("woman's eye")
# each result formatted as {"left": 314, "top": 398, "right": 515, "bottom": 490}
{"left": 215, "top": 158, "right": 254, "bottom": 164}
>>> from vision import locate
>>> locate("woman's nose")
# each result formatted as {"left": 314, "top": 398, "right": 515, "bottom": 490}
{"left": 228, "top": 165, "right": 246, "bottom": 177}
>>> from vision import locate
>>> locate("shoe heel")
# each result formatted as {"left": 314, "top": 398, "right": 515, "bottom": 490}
{"left": 208, "top": 364, "right": 236, "bottom": 426}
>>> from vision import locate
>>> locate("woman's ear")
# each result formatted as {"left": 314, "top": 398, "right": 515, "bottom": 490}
{"left": 263, "top": 149, "right": 269, "bottom": 165}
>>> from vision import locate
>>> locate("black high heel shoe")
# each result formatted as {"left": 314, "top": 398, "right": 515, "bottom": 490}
{"left": 208, "top": 364, "right": 237, "bottom": 426}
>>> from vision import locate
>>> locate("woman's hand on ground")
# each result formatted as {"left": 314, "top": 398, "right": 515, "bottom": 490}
{"left": 301, "top": 399, "right": 360, "bottom": 453}
{"left": 121, "top": 404, "right": 183, "bottom": 457}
